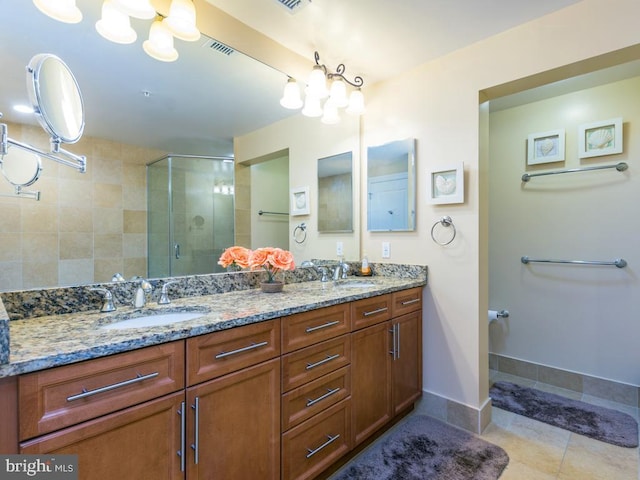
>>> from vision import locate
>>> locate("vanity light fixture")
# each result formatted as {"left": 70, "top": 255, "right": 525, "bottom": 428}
{"left": 280, "top": 51, "right": 365, "bottom": 124}
{"left": 32, "top": 0, "right": 82, "bottom": 24}
{"left": 33, "top": 0, "right": 201, "bottom": 63}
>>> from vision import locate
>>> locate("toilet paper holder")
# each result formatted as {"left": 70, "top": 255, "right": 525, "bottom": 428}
{"left": 488, "top": 309, "right": 509, "bottom": 321}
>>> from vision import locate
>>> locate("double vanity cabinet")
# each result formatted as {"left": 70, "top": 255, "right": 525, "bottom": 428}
{"left": 6, "top": 286, "right": 422, "bottom": 480}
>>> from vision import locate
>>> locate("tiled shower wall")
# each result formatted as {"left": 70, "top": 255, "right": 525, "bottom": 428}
{"left": 0, "top": 121, "right": 165, "bottom": 291}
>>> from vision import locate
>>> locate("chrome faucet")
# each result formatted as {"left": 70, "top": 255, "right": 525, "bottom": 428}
{"left": 333, "top": 260, "right": 350, "bottom": 281}
{"left": 158, "top": 281, "right": 178, "bottom": 305}
{"left": 132, "top": 277, "right": 152, "bottom": 308}
{"left": 90, "top": 287, "right": 116, "bottom": 312}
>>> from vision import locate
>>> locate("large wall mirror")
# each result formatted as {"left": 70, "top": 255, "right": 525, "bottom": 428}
{"left": 367, "top": 138, "right": 416, "bottom": 231}
{"left": 318, "top": 151, "right": 353, "bottom": 233}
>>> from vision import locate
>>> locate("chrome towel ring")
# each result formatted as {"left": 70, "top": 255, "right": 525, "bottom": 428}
{"left": 430, "top": 216, "right": 456, "bottom": 246}
{"left": 293, "top": 222, "right": 307, "bottom": 244}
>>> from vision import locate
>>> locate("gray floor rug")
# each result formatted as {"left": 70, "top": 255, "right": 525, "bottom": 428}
{"left": 490, "top": 381, "right": 639, "bottom": 448}
{"left": 332, "top": 415, "right": 509, "bottom": 480}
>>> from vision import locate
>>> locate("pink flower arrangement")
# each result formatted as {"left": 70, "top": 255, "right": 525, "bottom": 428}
{"left": 218, "top": 246, "right": 295, "bottom": 283}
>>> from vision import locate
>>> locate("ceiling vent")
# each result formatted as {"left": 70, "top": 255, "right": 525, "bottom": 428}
{"left": 203, "top": 39, "right": 235, "bottom": 56}
{"left": 274, "top": 0, "right": 311, "bottom": 14}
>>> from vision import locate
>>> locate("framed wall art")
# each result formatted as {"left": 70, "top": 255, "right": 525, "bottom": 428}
{"left": 527, "top": 129, "right": 565, "bottom": 165}
{"left": 578, "top": 117, "right": 623, "bottom": 158}
{"left": 427, "top": 162, "right": 464, "bottom": 205}
{"left": 290, "top": 186, "right": 310, "bottom": 216}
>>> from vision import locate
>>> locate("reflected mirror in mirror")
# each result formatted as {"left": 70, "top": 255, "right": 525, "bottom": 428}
{"left": 27, "top": 53, "right": 84, "bottom": 144}
{"left": 0, "top": 145, "right": 42, "bottom": 187}
{"left": 318, "top": 152, "right": 353, "bottom": 233}
{"left": 367, "top": 138, "right": 416, "bottom": 231}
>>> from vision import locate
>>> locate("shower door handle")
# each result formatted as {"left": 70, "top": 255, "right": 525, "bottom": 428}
{"left": 174, "top": 243, "right": 180, "bottom": 259}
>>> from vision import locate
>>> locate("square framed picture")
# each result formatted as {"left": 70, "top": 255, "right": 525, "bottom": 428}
{"left": 527, "top": 129, "right": 565, "bottom": 165}
{"left": 290, "top": 186, "right": 310, "bottom": 216}
{"left": 427, "top": 162, "right": 464, "bottom": 205}
{"left": 578, "top": 117, "right": 623, "bottom": 158}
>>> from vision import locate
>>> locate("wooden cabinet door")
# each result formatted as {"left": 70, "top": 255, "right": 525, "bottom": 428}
{"left": 392, "top": 311, "right": 422, "bottom": 415}
{"left": 20, "top": 392, "right": 184, "bottom": 480}
{"left": 186, "top": 358, "right": 280, "bottom": 480}
{"left": 350, "top": 321, "right": 392, "bottom": 447}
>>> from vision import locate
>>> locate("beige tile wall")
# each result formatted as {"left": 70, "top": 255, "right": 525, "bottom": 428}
{"left": 0, "top": 121, "right": 166, "bottom": 291}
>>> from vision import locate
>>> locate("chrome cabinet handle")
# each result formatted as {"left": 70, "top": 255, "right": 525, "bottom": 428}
{"left": 306, "top": 387, "right": 340, "bottom": 407}
{"left": 215, "top": 341, "right": 268, "bottom": 359}
{"left": 401, "top": 298, "right": 420, "bottom": 306}
{"left": 397, "top": 323, "right": 401, "bottom": 359}
{"left": 66, "top": 371, "right": 159, "bottom": 401}
{"left": 306, "top": 353, "right": 340, "bottom": 370}
{"left": 363, "top": 306, "right": 388, "bottom": 317}
{"left": 191, "top": 397, "right": 199, "bottom": 465}
{"left": 306, "top": 434, "right": 340, "bottom": 459}
{"left": 389, "top": 327, "right": 396, "bottom": 359}
{"left": 178, "top": 401, "right": 186, "bottom": 472}
{"left": 305, "top": 320, "right": 340, "bottom": 333}
{"left": 174, "top": 243, "right": 180, "bottom": 259}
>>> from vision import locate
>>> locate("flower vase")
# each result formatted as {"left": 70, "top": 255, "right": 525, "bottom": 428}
{"left": 260, "top": 281, "right": 284, "bottom": 293}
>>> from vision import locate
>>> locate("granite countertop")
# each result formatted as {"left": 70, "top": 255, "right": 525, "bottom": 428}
{"left": 1, "top": 276, "right": 425, "bottom": 378}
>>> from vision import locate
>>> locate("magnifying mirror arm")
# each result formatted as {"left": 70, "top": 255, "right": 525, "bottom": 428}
{"left": 1, "top": 123, "right": 86, "bottom": 173}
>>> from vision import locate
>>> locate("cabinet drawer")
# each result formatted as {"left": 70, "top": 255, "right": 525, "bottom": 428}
{"left": 282, "top": 398, "right": 351, "bottom": 480}
{"left": 187, "top": 319, "right": 280, "bottom": 385}
{"left": 282, "top": 366, "right": 351, "bottom": 431}
{"left": 351, "top": 294, "right": 391, "bottom": 330}
{"left": 282, "top": 304, "right": 350, "bottom": 354}
{"left": 282, "top": 335, "right": 351, "bottom": 392}
{"left": 391, "top": 287, "right": 423, "bottom": 317}
{"left": 19, "top": 342, "right": 184, "bottom": 440}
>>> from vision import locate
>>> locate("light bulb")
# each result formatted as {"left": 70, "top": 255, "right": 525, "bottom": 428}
{"left": 143, "top": 19, "right": 179, "bottom": 62}
{"left": 328, "top": 78, "right": 348, "bottom": 108}
{"left": 165, "top": 0, "right": 200, "bottom": 42}
{"left": 301, "top": 94, "right": 322, "bottom": 118}
{"left": 111, "top": 0, "right": 155, "bottom": 19}
{"left": 280, "top": 78, "right": 303, "bottom": 110}
{"left": 96, "top": 0, "right": 137, "bottom": 45}
{"left": 33, "top": 0, "right": 82, "bottom": 23}
{"left": 346, "top": 88, "right": 365, "bottom": 115}
{"left": 306, "top": 66, "right": 328, "bottom": 99}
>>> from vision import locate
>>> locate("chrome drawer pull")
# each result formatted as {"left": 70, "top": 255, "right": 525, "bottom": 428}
{"left": 305, "top": 320, "right": 340, "bottom": 333}
{"left": 306, "top": 353, "right": 340, "bottom": 370}
{"left": 363, "top": 306, "right": 388, "bottom": 317}
{"left": 191, "top": 397, "right": 200, "bottom": 465}
{"left": 215, "top": 341, "right": 268, "bottom": 359}
{"left": 306, "top": 387, "right": 340, "bottom": 407}
{"left": 178, "top": 401, "right": 186, "bottom": 472}
{"left": 401, "top": 298, "right": 420, "bottom": 306}
{"left": 306, "top": 434, "right": 341, "bottom": 459}
{"left": 66, "top": 371, "right": 159, "bottom": 401}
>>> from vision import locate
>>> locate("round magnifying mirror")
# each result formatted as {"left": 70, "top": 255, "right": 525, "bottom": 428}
{"left": 0, "top": 145, "right": 43, "bottom": 187}
{"left": 27, "top": 53, "right": 85, "bottom": 144}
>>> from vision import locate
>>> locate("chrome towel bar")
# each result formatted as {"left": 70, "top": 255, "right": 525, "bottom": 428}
{"left": 521, "top": 256, "right": 627, "bottom": 268}
{"left": 521, "top": 161, "right": 627, "bottom": 182}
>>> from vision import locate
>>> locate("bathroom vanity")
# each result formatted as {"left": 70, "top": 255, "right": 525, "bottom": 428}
{"left": 0, "top": 268, "right": 425, "bottom": 480}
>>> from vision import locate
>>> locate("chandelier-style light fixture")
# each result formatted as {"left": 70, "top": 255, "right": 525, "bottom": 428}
{"left": 32, "top": 0, "right": 200, "bottom": 63}
{"left": 280, "top": 51, "right": 365, "bottom": 124}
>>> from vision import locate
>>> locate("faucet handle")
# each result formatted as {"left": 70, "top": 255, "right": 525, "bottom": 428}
{"left": 90, "top": 287, "right": 116, "bottom": 312}
{"left": 158, "top": 281, "right": 178, "bottom": 305}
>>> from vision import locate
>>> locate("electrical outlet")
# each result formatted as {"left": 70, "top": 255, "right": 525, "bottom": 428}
{"left": 336, "top": 241, "right": 343, "bottom": 257}
{"left": 382, "top": 242, "right": 390, "bottom": 258}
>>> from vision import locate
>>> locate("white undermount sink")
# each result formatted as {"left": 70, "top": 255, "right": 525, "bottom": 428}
{"left": 334, "top": 280, "right": 376, "bottom": 288}
{"left": 100, "top": 311, "right": 205, "bottom": 330}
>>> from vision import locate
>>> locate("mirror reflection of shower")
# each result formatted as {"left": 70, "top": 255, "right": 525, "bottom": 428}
{"left": 147, "top": 154, "right": 235, "bottom": 278}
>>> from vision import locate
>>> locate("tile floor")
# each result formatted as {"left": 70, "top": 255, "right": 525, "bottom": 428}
{"left": 330, "top": 370, "right": 640, "bottom": 479}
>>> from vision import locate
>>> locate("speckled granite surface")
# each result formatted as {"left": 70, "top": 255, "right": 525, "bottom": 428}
{"left": 0, "top": 264, "right": 426, "bottom": 377}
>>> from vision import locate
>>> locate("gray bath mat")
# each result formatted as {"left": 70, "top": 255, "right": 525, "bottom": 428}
{"left": 332, "top": 415, "right": 509, "bottom": 480}
{"left": 490, "top": 381, "right": 638, "bottom": 447}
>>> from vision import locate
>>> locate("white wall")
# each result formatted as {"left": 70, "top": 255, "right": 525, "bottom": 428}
{"left": 251, "top": 155, "right": 289, "bottom": 250}
{"left": 235, "top": 0, "right": 640, "bottom": 410}
{"left": 489, "top": 76, "right": 640, "bottom": 386}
